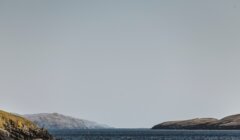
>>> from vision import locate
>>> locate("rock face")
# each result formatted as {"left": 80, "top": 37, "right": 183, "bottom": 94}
{"left": 0, "top": 110, "right": 53, "bottom": 140}
{"left": 152, "top": 114, "right": 240, "bottom": 130}
{"left": 24, "top": 113, "right": 110, "bottom": 130}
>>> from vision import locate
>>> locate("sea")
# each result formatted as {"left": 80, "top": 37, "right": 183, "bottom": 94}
{"left": 49, "top": 129, "right": 240, "bottom": 140}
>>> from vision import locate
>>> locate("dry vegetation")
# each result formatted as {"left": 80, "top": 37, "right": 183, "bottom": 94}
{"left": 0, "top": 110, "right": 37, "bottom": 131}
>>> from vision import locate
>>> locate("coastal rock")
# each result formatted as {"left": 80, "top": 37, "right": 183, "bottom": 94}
{"left": 24, "top": 113, "right": 110, "bottom": 130}
{"left": 0, "top": 110, "right": 53, "bottom": 140}
{"left": 152, "top": 114, "right": 240, "bottom": 129}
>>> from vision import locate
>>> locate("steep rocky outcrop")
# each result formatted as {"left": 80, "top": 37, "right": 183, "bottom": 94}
{"left": 152, "top": 114, "right": 240, "bottom": 130}
{"left": 0, "top": 110, "right": 53, "bottom": 140}
{"left": 24, "top": 113, "right": 110, "bottom": 130}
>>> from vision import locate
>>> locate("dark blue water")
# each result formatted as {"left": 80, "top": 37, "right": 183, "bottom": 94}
{"left": 50, "top": 129, "right": 240, "bottom": 140}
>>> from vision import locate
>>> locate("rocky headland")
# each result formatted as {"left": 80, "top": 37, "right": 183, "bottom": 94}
{"left": 0, "top": 110, "right": 53, "bottom": 140}
{"left": 152, "top": 114, "right": 240, "bottom": 130}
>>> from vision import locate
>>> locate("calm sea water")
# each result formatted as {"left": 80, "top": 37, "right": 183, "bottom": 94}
{"left": 50, "top": 129, "right": 240, "bottom": 140}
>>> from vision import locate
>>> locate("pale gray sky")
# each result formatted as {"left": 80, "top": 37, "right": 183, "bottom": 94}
{"left": 1, "top": 0, "right": 240, "bottom": 128}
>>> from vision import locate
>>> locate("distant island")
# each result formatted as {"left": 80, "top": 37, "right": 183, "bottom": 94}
{"left": 152, "top": 114, "right": 240, "bottom": 130}
{"left": 24, "top": 113, "right": 111, "bottom": 130}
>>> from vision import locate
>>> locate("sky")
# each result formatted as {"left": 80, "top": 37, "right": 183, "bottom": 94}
{"left": 1, "top": 0, "right": 240, "bottom": 128}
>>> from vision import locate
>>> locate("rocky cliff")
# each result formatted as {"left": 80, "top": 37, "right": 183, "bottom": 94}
{"left": 152, "top": 114, "right": 240, "bottom": 129}
{"left": 0, "top": 110, "right": 53, "bottom": 140}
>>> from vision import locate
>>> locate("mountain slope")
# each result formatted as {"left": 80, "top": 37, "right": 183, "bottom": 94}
{"left": 216, "top": 114, "right": 240, "bottom": 129}
{"left": 0, "top": 110, "right": 53, "bottom": 140}
{"left": 152, "top": 114, "right": 240, "bottom": 129}
{"left": 24, "top": 113, "right": 110, "bottom": 130}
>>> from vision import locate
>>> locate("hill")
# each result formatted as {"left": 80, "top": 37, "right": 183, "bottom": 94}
{"left": 152, "top": 114, "right": 240, "bottom": 129}
{"left": 24, "top": 113, "right": 110, "bottom": 130}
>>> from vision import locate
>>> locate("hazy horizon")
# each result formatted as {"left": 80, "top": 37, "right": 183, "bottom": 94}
{"left": 1, "top": 0, "right": 240, "bottom": 128}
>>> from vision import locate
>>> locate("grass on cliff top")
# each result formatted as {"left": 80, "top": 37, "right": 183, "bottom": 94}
{"left": 0, "top": 110, "right": 38, "bottom": 130}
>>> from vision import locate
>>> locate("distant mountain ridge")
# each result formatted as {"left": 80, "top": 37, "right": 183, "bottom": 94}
{"left": 24, "top": 113, "right": 110, "bottom": 130}
{"left": 152, "top": 114, "right": 240, "bottom": 129}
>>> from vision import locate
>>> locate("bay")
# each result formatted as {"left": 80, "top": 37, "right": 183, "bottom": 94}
{"left": 50, "top": 129, "right": 240, "bottom": 140}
